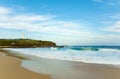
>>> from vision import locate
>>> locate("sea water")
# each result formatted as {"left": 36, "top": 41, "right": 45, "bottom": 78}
{"left": 6, "top": 46, "right": 120, "bottom": 79}
{"left": 8, "top": 46, "right": 120, "bottom": 65}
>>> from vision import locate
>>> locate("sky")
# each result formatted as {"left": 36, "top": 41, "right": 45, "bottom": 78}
{"left": 0, "top": 0, "right": 120, "bottom": 45}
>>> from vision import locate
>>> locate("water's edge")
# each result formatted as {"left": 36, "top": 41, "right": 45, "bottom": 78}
{"left": 3, "top": 49, "right": 120, "bottom": 79}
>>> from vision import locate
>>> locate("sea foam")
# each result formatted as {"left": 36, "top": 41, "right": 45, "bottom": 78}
{"left": 7, "top": 47, "right": 120, "bottom": 66}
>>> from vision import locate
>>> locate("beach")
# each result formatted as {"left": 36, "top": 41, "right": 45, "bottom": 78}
{"left": 21, "top": 56, "right": 120, "bottom": 79}
{"left": 1, "top": 49, "right": 120, "bottom": 79}
{"left": 0, "top": 0, "right": 120, "bottom": 79}
{"left": 0, "top": 51, "right": 51, "bottom": 79}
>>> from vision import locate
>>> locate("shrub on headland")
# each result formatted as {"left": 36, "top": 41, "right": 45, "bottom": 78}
{"left": 0, "top": 39, "right": 56, "bottom": 48}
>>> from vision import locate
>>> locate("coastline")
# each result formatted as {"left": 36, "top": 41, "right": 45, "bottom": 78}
{"left": 0, "top": 51, "right": 51, "bottom": 79}
{"left": 1, "top": 49, "right": 120, "bottom": 79}
{"left": 17, "top": 52, "right": 120, "bottom": 79}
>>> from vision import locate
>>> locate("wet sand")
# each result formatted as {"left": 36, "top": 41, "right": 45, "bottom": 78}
{"left": 72, "top": 61, "right": 120, "bottom": 79}
{"left": 1, "top": 50, "right": 120, "bottom": 79}
{"left": 21, "top": 55, "right": 120, "bottom": 79}
{"left": 0, "top": 51, "right": 51, "bottom": 79}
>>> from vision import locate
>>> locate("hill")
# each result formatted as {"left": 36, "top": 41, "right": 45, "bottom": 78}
{"left": 0, "top": 39, "right": 56, "bottom": 48}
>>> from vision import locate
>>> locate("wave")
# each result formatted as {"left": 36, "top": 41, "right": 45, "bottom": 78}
{"left": 69, "top": 47, "right": 99, "bottom": 51}
{"left": 7, "top": 47, "right": 120, "bottom": 66}
{"left": 68, "top": 46, "right": 120, "bottom": 52}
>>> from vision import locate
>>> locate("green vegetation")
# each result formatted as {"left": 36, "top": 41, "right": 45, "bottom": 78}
{"left": 0, "top": 39, "right": 56, "bottom": 48}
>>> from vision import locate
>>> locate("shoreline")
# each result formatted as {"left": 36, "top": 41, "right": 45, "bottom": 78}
{"left": 1, "top": 49, "right": 120, "bottom": 79}
{"left": 0, "top": 51, "right": 51, "bottom": 79}
{"left": 18, "top": 53, "right": 120, "bottom": 79}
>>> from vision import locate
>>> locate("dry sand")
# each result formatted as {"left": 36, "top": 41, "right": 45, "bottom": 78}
{"left": 0, "top": 51, "right": 51, "bottom": 79}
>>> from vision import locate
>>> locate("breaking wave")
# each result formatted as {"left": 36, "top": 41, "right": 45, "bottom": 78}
{"left": 7, "top": 46, "right": 120, "bottom": 65}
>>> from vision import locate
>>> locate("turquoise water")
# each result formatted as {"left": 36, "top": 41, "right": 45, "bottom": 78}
{"left": 5, "top": 46, "right": 120, "bottom": 79}
{"left": 7, "top": 46, "right": 120, "bottom": 65}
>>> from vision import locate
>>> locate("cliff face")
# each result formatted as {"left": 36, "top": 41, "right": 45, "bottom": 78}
{"left": 0, "top": 39, "right": 57, "bottom": 48}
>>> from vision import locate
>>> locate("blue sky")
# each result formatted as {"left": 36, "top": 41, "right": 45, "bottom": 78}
{"left": 0, "top": 0, "right": 120, "bottom": 45}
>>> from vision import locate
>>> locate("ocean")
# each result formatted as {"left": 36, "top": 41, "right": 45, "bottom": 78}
{"left": 7, "top": 46, "right": 120, "bottom": 65}
{"left": 5, "top": 46, "right": 120, "bottom": 79}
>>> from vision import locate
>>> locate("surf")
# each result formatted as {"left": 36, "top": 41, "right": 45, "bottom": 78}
{"left": 6, "top": 46, "right": 120, "bottom": 66}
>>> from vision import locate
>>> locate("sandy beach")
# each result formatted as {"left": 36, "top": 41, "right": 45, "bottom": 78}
{"left": 20, "top": 54, "right": 120, "bottom": 79}
{"left": 1, "top": 50, "right": 120, "bottom": 79}
{"left": 0, "top": 51, "right": 51, "bottom": 79}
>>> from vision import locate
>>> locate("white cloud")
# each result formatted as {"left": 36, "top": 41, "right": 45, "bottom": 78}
{"left": 12, "top": 15, "right": 52, "bottom": 21}
{"left": 105, "top": 21, "right": 120, "bottom": 32}
{"left": 1, "top": 6, "right": 120, "bottom": 45}
{"left": 93, "top": 0, "right": 120, "bottom": 6}
{"left": 92, "top": 0, "right": 103, "bottom": 3}
{"left": 109, "top": 14, "right": 120, "bottom": 20}
{"left": 0, "top": 6, "right": 92, "bottom": 37}
{"left": 107, "top": 1, "right": 120, "bottom": 6}
{"left": 0, "top": 7, "right": 12, "bottom": 14}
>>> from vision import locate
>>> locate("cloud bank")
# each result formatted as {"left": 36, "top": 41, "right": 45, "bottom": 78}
{"left": 0, "top": 6, "right": 92, "bottom": 37}
{"left": 0, "top": 6, "right": 120, "bottom": 45}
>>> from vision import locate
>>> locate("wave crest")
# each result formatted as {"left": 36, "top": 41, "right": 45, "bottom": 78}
{"left": 8, "top": 47, "right": 120, "bottom": 65}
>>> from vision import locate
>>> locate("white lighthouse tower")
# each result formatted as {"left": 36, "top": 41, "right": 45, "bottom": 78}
{"left": 22, "top": 32, "right": 25, "bottom": 39}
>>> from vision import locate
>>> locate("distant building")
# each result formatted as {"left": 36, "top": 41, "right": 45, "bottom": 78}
{"left": 22, "top": 32, "right": 25, "bottom": 39}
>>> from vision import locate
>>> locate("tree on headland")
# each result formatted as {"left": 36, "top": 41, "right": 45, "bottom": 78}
{"left": 0, "top": 39, "right": 56, "bottom": 48}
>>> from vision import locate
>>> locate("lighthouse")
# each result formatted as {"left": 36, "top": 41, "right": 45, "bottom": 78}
{"left": 22, "top": 32, "right": 25, "bottom": 39}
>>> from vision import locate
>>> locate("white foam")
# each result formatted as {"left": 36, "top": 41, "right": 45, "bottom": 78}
{"left": 99, "top": 48, "right": 120, "bottom": 53}
{"left": 8, "top": 48, "right": 120, "bottom": 65}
